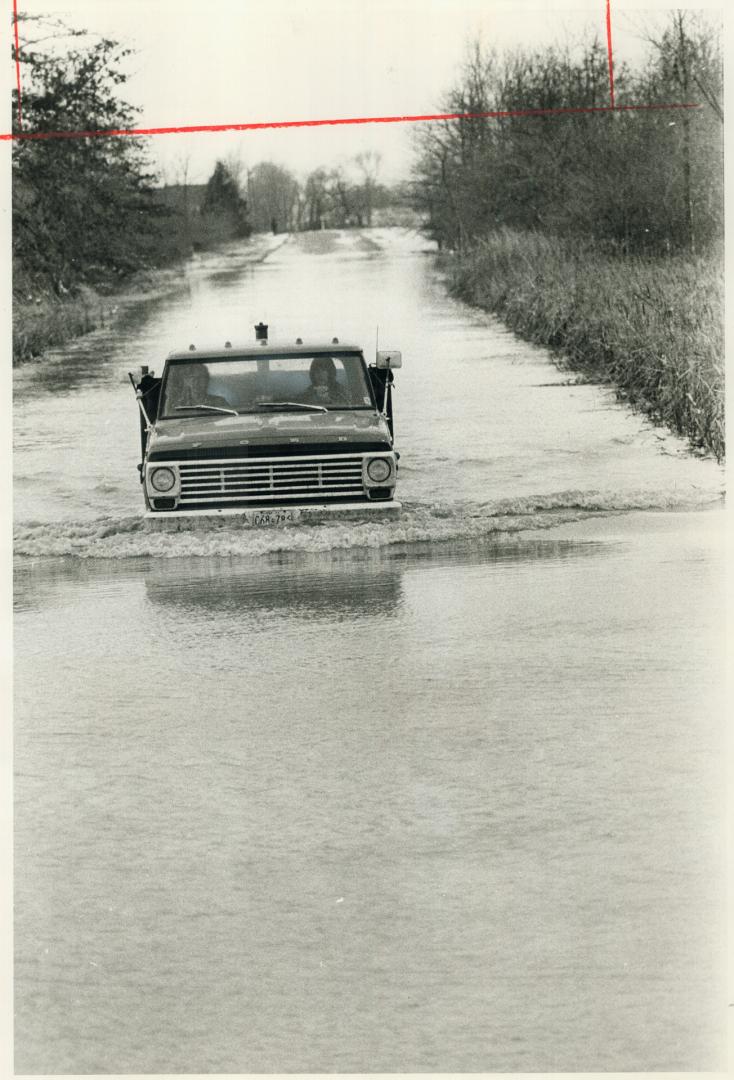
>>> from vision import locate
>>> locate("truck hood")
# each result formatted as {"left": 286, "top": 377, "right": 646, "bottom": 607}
{"left": 149, "top": 410, "right": 392, "bottom": 455}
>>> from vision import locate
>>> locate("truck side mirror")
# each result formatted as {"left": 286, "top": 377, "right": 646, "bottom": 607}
{"left": 375, "top": 350, "right": 402, "bottom": 370}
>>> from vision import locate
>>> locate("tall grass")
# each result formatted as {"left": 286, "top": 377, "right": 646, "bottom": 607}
{"left": 12, "top": 289, "right": 112, "bottom": 364}
{"left": 449, "top": 229, "right": 724, "bottom": 461}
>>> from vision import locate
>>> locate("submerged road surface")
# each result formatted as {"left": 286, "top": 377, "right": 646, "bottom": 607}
{"left": 14, "top": 228, "right": 726, "bottom": 1073}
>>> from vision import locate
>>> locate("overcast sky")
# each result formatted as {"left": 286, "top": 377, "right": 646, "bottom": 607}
{"left": 15, "top": 0, "right": 722, "bottom": 186}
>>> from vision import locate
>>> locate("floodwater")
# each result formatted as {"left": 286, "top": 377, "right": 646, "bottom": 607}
{"left": 14, "top": 229, "right": 726, "bottom": 1073}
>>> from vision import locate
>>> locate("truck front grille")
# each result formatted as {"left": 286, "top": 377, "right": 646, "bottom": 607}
{"left": 176, "top": 454, "right": 365, "bottom": 507}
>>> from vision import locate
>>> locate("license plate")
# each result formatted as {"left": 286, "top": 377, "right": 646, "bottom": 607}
{"left": 246, "top": 508, "right": 299, "bottom": 527}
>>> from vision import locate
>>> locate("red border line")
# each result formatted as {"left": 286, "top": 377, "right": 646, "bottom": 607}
{"left": 606, "top": 0, "right": 615, "bottom": 108}
{"left": 0, "top": 102, "right": 701, "bottom": 143}
{"left": 7, "top": 0, "right": 698, "bottom": 145}
{"left": 12, "top": 0, "right": 22, "bottom": 129}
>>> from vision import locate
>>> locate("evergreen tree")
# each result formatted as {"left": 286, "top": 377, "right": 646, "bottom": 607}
{"left": 201, "top": 161, "right": 251, "bottom": 239}
{"left": 12, "top": 16, "right": 173, "bottom": 294}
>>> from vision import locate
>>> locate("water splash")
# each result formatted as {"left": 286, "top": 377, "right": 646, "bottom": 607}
{"left": 13, "top": 488, "right": 722, "bottom": 560}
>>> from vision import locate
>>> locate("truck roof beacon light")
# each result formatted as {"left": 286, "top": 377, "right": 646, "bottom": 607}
{"left": 255, "top": 322, "right": 268, "bottom": 342}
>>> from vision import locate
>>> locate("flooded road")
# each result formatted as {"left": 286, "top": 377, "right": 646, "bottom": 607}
{"left": 14, "top": 229, "right": 726, "bottom": 1072}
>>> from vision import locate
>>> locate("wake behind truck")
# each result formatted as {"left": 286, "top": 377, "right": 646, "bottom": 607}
{"left": 129, "top": 323, "right": 402, "bottom": 526}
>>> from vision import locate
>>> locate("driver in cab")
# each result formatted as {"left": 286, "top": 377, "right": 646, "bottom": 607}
{"left": 172, "top": 364, "right": 232, "bottom": 411}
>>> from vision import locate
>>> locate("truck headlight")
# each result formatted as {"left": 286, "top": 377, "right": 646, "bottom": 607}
{"left": 150, "top": 467, "right": 176, "bottom": 492}
{"left": 366, "top": 457, "right": 392, "bottom": 483}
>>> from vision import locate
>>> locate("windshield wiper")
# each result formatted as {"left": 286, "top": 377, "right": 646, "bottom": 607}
{"left": 174, "top": 404, "right": 238, "bottom": 416}
{"left": 256, "top": 401, "right": 328, "bottom": 413}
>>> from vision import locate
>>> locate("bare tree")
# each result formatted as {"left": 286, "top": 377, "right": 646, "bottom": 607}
{"left": 411, "top": 16, "right": 722, "bottom": 254}
{"left": 636, "top": 11, "right": 723, "bottom": 253}
{"left": 354, "top": 151, "right": 382, "bottom": 226}
{"left": 247, "top": 162, "right": 300, "bottom": 233}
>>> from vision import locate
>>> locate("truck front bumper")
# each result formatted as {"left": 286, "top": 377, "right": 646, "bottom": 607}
{"left": 144, "top": 500, "right": 402, "bottom": 530}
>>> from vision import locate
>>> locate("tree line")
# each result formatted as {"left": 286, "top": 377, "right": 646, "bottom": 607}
{"left": 415, "top": 12, "right": 724, "bottom": 460}
{"left": 12, "top": 16, "right": 169, "bottom": 297}
{"left": 11, "top": 15, "right": 406, "bottom": 302}
{"left": 163, "top": 151, "right": 402, "bottom": 242}
{"left": 411, "top": 12, "right": 723, "bottom": 256}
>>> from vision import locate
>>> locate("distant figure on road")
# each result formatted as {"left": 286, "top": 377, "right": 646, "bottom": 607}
{"left": 301, "top": 356, "right": 348, "bottom": 407}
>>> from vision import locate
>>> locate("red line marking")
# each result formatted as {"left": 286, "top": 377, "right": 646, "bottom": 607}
{"left": 0, "top": 102, "right": 701, "bottom": 143}
{"left": 12, "top": 0, "right": 22, "bottom": 129}
{"left": 606, "top": 0, "right": 615, "bottom": 108}
{"left": 4, "top": 2, "right": 697, "bottom": 145}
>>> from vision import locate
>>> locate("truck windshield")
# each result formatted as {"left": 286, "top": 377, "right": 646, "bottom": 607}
{"left": 159, "top": 353, "right": 375, "bottom": 417}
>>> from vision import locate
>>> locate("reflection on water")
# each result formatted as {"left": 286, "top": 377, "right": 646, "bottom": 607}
{"left": 145, "top": 553, "right": 405, "bottom": 619}
{"left": 15, "top": 535, "right": 605, "bottom": 619}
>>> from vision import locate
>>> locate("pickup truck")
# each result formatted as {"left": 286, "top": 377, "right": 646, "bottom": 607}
{"left": 129, "top": 324, "right": 402, "bottom": 526}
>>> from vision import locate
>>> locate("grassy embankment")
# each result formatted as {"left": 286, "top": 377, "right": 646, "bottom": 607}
{"left": 11, "top": 213, "right": 245, "bottom": 365}
{"left": 448, "top": 229, "right": 724, "bottom": 461}
{"left": 13, "top": 286, "right": 115, "bottom": 363}
{"left": 12, "top": 222, "right": 242, "bottom": 365}
{"left": 12, "top": 262, "right": 198, "bottom": 365}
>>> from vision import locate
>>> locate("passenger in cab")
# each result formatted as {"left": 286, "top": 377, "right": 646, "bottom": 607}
{"left": 301, "top": 356, "right": 348, "bottom": 406}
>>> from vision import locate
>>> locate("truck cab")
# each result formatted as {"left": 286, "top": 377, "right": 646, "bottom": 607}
{"left": 129, "top": 325, "right": 402, "bottom": 525}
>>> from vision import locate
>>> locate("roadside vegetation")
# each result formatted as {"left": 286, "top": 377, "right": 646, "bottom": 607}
{"left": 11, "top": 16, "right": 201, "bottom": 361}
{"left": 11, "top": 15, "right": 412, "bottom": 363}
{"left": 412, "top": 13, "right": 724, "bottom": 458}
{"left": 450, "top": 232, "right": 723, "bottom": 460}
